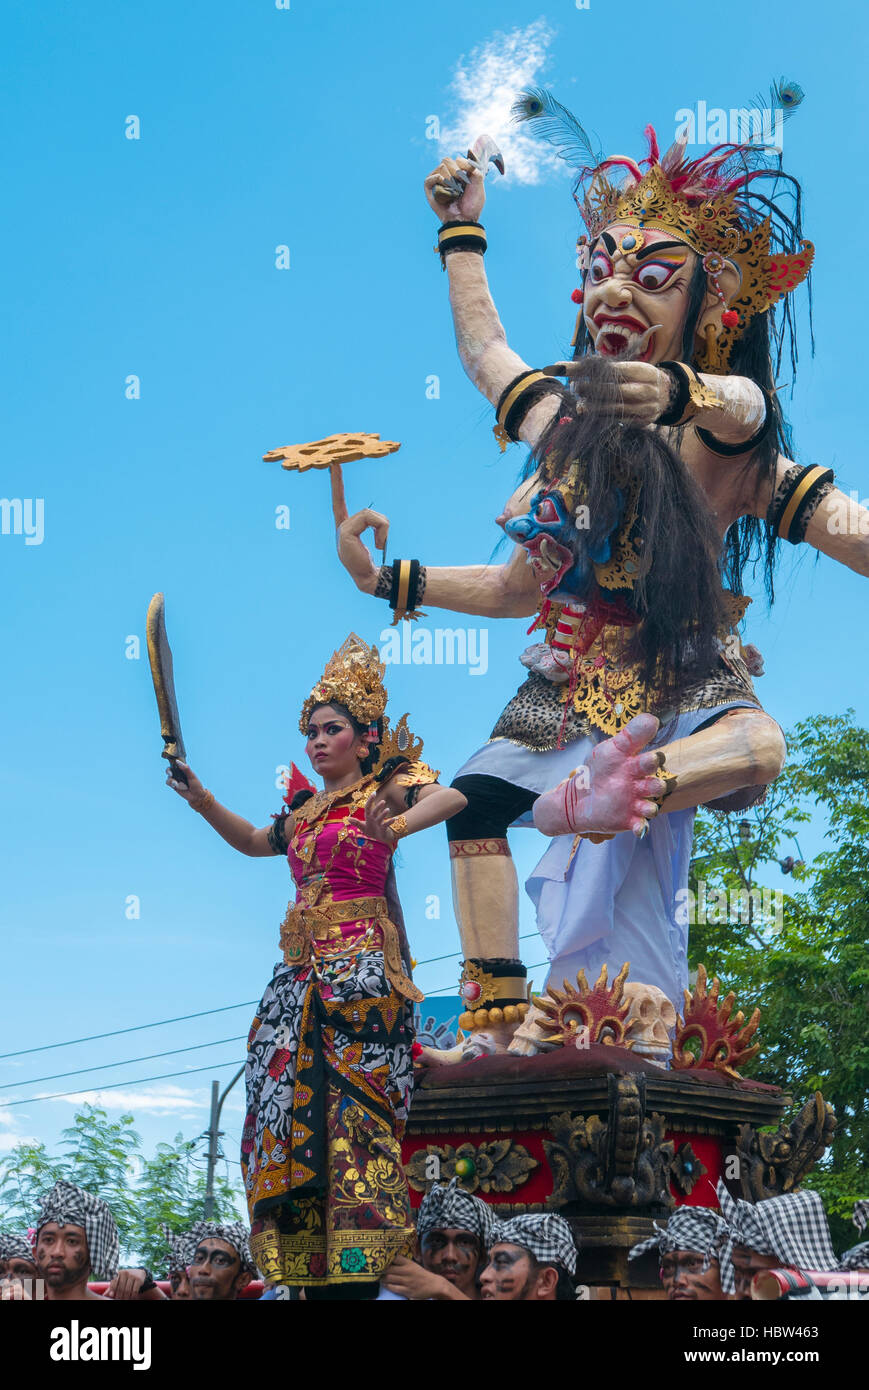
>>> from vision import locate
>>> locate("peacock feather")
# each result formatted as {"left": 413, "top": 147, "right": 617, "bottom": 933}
{"left": 511, "top": 87, "right": 603, "bottom": 170}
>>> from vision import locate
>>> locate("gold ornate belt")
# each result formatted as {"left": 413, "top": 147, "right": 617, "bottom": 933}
{"left": 278, "top": 896, "right": 423, "bottom": 1004}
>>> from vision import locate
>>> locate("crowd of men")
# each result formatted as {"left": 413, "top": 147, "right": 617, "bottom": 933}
{"left": 1, "top": 1178, "right": 867, "bottom": 1302}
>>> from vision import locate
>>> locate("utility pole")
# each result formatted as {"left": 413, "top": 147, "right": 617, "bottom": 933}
{"left": 203, "top": 1065, "right": 245, "bottom": 1219}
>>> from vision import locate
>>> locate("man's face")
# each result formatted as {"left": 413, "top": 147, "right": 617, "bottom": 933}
{"left": 731, "top": 1244, "right": 780, "bottom": 1300}
{"left": 0, "top": 1255, "right": 38, "bottom": 1283}
{"left": 0, "top": 1253, "right": 39, "bottom": 1297}
{"left": 479, "top": 1242, "right": 556, "bottom": 1301}
{"left": 35, "top": 1222, "right": 90, "bottom": 1291}
{"left": 660, "top": 1250, "right": 724, "bottom": 1301}
{"left": 419, "top": 1227, "right": 482, "bottom": 1297}
{"left": 170, "top": 1268, "right": 192, "bottom": 1300}
{"left": 583, "top": 225, "right": 700, "bottom": 364}
{"left": 189, "top": 1238, "right": 250, "bottom": 1301}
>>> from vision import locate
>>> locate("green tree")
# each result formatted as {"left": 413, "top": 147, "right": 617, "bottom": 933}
{"left": 135, "top": 1133, "right": 243, "bottom": 1271}
{"left": 0, "top": 1138, "right": 67, "bottom": 1234}
{"left": 57, "top": 1106, "right": 143, "bottom": 1255}
{"left": 688, "top": 711, "right": 869, "bottom": 1251}
{"left": 0, "top": 1104, "right": 245, "bottom": 1269}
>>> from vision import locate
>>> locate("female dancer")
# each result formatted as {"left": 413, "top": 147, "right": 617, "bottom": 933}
{"left": 166, "top": 634, "right": 465, "bottom": 1294}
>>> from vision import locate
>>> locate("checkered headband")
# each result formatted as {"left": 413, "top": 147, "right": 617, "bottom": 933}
{"left": 629, "top": 1206, "right": 729, "bottom": 1270}
{"left": 416, "top": 1178, "right": 496, "bottom": 1248}
{"left": 0, "top": 1232, "right": 35, "bottom": 1265}
{"left": 491, "top": 1213, "right": 578, "bottom": 1277}
{"left": 716, "top": 1179, "right": 838, "bottom": 1295}
{"left": 36, "top": 1180, "right": 119, "bottom": 1281}
{"left": 838, "top": 1242, "right": 869, "bottom": 1271}
{"left": 853, "top": 1199, "right": 869, "bottom": 1233}
{"left": 161, "top": 1224, "right": 199, "bottom": 1277}
{"left": 186, "top": 1219, "right": 254, "bottom": 1274}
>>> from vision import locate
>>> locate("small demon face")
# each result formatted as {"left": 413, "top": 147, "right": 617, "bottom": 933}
{"left": 505, "top": 480, "right": 622, "bottom": 602}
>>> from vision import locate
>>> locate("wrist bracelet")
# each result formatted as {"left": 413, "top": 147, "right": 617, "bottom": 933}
{"left": 139, "top": 1269, "right": 156, "bottom": 1293}
{"left": 437, "top": 220, "right": 487, "bottom": 268}
{"left": 385, "top": 559, "right": 427, "bottom": 625}
{"left": 656, "top": 362, "right": 721, "bottom": 427}
{"left": 767, "top": 462, "right": 835, "bottom": 544}
{"left": 389, "top": 813, "right": 408, "bottom": 840}
{"left": 189, "top": 789, "right": 215, "bottom": 813}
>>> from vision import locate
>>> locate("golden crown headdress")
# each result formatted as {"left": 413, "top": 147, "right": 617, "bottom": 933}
{"left": 299, "top": 634, "right": 388, "bottom": 732}
{"left": 512, "top": 85, "right": 813, "bottom": 373}
{"left": 579, "top": 162, "right": 813, "bottom": 372}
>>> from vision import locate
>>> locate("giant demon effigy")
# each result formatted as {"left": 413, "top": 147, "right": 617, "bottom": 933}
{"left": 152, "top": 80, "right": 866, "bottom": 1295}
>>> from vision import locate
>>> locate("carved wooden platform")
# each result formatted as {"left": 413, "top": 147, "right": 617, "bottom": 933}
{"left": 403, "top": 1044, "right": 795, "bottom": 1289}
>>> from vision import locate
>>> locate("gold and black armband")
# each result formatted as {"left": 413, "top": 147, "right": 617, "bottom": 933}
{"left": 767, "top": 463, "right": 835, "bottom": 544}
{"left": 495, "top": 370, "right": 568, "bottom": 445}
{"left": 458, "top": 957, "right": 529, "bottom": 1032}
{"left": 437, "top": 220, "right": 487, "bottom": 268}
{"left": 656, "top": 361, "right": 723, "bottom": 427}
{"left": 374, "top": 559, "right": 427, "bottom": 623}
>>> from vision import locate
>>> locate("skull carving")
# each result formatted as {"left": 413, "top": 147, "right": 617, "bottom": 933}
{"left": 623, "top": 982, "right": 677, "bottom": 1065}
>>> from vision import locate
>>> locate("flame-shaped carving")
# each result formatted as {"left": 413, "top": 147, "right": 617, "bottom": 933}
{"left": 535, "top": 962, "right": 632, "bottom": 1048}
{"left": 672, "top": 964, "right": 760, "bottom": 1080}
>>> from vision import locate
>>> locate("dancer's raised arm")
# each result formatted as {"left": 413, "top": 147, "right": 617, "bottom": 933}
{"left": 166, "top": 761, "right": 283, "bottom": 856}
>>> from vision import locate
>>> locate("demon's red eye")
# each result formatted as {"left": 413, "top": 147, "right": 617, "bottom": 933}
{"left": 535, "top": 497, "right": 559, "bottom": 523}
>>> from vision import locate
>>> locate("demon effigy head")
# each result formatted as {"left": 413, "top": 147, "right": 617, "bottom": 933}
{"left": 505, "top": 475, "right": 624, "bottom": 604}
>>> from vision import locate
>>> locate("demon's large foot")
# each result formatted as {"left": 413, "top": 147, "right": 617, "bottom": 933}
{"left": 417, "top": 1021, "right": 517, "bottom": 1067}
{"left": 533, "top": 713, "right": 668, "bottom": 839}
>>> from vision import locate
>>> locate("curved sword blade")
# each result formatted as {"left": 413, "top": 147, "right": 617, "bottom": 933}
{"left": 146, "top": 592, "right": 187, "bottom": 768}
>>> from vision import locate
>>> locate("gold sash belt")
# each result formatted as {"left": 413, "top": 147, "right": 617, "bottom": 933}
{"left": 279, "top": 896, "right": 423, "bottom": 1003}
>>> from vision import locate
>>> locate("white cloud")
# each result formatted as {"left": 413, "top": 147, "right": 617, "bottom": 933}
{"left": 0, "top": 1131, "right": 37, "bottom": 1153}
{"left": 31, "top": 1085, "right": 209, "bottom": 1118}
{"left": 438, "top": 20, "right": 564, "bottom": 186}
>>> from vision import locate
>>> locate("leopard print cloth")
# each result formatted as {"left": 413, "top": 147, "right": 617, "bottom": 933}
{"left": 489, "top": 659, "right": 759, "bottom": 751}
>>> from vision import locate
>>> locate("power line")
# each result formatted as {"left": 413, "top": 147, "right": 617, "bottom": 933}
{"left": 0, "top": 960, "right": 553, "bottom": 1108}
{"left": 0, "top": 1059, "right": 244, "bottom": 1109}
{"left": 0, "top": 939, "right": 546, "bottom": 1063}
{"left": 424, "top": 962, "right": 549, "bottom": 996}
{"left": 414, "top": 931, "right": 539, "bottom": 971}
{"left": 0, "top": 1002, "right": 259, "bottom": 1062}
{"left": 0, "top": 1037, "right": 246, "bottom": 1092}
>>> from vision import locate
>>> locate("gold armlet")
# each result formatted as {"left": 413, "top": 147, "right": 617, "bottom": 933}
{"left": 189, "top": 789, "right": 215, "bottom": 813}
{"left": 657, "top": 362, "right": 721, "bottom": 426}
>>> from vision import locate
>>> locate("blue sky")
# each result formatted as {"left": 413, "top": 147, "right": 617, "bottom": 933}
{"left": 1, "top": 1, "right": 866, "bottom": 1205}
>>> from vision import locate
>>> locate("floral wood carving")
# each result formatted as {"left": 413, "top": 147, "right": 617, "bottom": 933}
{"left": 405, "top": 1139, "right": 538, "bottom": 1195}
